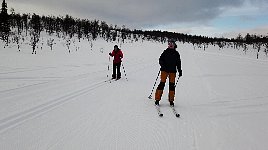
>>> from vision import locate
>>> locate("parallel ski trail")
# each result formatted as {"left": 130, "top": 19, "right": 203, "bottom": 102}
{"left": 0, "top": 79, "right": 112, "bottom": 133}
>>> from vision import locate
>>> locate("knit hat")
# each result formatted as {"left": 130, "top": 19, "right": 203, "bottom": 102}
{"left": 168, "top": 39, "right": 177, "bottom": 49}
{"left": 168, "top": 39, "right": 176, "bottom": 43}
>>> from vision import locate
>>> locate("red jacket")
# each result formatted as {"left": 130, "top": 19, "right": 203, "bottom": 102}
{"left": 110, "top": 49, "right": 123, "bottom": 64}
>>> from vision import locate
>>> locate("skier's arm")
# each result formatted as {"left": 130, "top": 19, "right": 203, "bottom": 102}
{"left": 109, "top": 50, "right": 114, "bottom": 57}
{"left": 177, "top": 53, "right": 182, "bottom": 77}
{"left": 120, "top": 51, "right": 123, "bottom": 59}
{"left": 159, "top": 52, "right": 165, "bottom": 69}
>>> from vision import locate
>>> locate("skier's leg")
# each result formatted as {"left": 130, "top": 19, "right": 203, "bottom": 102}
{"left": 155, "top": 71, "right": 168, "bottom": 101}
{"left": 117, "top": 62, "right": 121, "bottom": 79}
{"left": 112, "top": 63, "right": 116, "bottom": 79}
{"left": 168, "top": 73, "right": 176, "bottom": 104}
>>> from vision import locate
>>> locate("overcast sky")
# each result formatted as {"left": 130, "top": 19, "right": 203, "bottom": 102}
{"left": 8, "top": 0, "right": 268, "bottom": 37}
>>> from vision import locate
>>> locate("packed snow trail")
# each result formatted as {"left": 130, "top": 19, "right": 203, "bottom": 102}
{"left": 1, "top": 41, "right": 268, "bottom": 150}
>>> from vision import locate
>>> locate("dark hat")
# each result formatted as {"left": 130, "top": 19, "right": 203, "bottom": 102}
{"left": 114, "top": 45, "right": 118, "bottom": 48}
{"left": 168, "top": 39, "right": 177, "bottom": 48}
{"left": 168, "top": 39, "right": 176, "bottom": 44}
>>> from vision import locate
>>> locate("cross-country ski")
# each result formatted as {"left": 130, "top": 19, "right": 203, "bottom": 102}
{"left": 155, "top": 104, "right": 164, "bottom": 117}
{"left": 170, "top": 106, "right": 180, "bottom": 118}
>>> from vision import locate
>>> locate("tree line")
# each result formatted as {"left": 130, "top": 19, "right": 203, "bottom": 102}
{"left": 1, "top": 0, "right": 268, "bottom": 58}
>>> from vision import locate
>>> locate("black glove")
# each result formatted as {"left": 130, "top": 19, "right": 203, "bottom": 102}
{"left": 178, "top": 70, "right": 182, "bottom": 77}
{"left": 109, "top": 52, "right": 112, "bottom": 56}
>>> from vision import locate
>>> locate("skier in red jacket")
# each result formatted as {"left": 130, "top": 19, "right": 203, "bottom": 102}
{"left": 109, "top": 45, "right": 123, "bottom": 80}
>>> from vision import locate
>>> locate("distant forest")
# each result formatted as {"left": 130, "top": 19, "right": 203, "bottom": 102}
{"left": 1, "top": 0, "right": 268, "bottom": 58}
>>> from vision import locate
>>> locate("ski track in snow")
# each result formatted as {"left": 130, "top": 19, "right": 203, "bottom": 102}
{"left": 0, "top": 77, "right": 110, "bottom": 134}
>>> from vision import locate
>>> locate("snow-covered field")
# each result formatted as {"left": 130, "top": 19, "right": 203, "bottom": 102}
{"left": 1, "top": 37, "right": 268, "bottom": 150}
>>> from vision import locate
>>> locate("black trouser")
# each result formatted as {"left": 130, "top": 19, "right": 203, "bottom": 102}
{"left": 112, "top": 62, "right": 121, "bottom": 79}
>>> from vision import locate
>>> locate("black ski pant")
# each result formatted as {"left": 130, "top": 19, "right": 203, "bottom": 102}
{"left": 112, "top": 62, "right": 121, "bottom": 79}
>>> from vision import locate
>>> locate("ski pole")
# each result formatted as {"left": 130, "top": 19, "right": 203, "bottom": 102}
{"left": 148, "top": 70, "right": 161, "bottom": 99}
{"left": 175, "top": 76, "right": 180, "bottom": 87}
{"left": 121, "top": 63, "right": 128, "bottom": 81}
{"left": 107, "top": 55, "right": 111, "bottom": 78}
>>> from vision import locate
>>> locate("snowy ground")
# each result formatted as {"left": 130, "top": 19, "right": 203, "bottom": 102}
{"left": 1, "top": 37, "right": 268, "bottom": 150}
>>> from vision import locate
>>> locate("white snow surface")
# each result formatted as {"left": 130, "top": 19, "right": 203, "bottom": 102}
{"left": 1, "top": 37, "right": 268, "bottom": 150}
